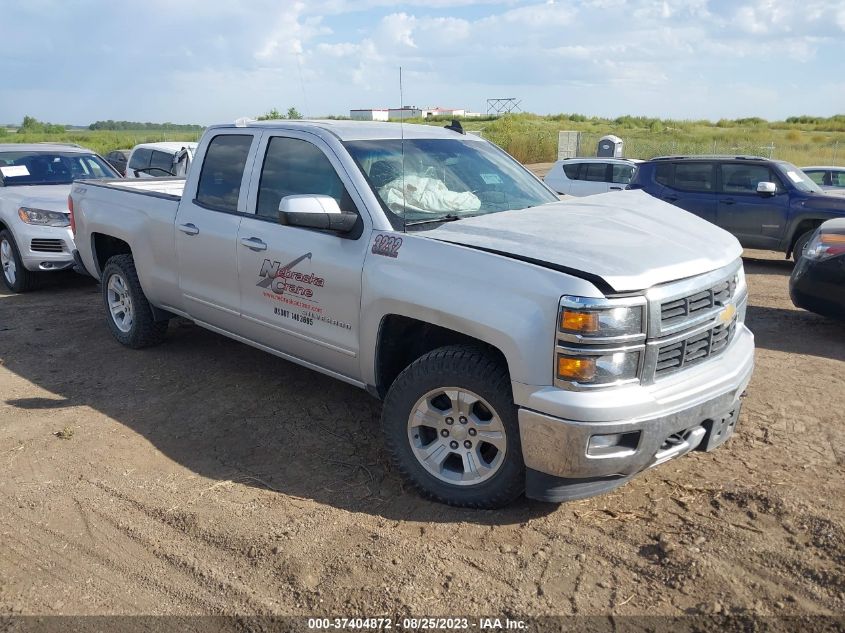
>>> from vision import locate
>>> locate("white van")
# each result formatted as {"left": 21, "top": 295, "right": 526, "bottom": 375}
{"left": 544, "top": 157, "right": 641, "bottom": 196}
{"left": 125, "top": 142, "right": 198, "bottom": 179}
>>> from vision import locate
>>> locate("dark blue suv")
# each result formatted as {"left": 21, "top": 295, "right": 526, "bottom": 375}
{"left": 628, "top": 155, "right": 845, "bottom": 261}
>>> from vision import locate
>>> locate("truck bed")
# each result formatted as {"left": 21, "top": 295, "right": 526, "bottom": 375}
{"left": 78, "top": 177, "right": 185, "bottom": 200}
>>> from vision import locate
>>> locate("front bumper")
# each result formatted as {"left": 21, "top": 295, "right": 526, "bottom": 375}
{"left": 789, "top": 255, "right": 845, "bottom": 320}
{"left": 519, "top": 324, "right": 754, "bottom": 502}
{"left": 16, "top": 224, "right": 75, "bottom": 272}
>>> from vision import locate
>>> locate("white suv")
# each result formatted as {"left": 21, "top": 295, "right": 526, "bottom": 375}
{"left": 544, "top": 157, "right": 641, "bottom": 196}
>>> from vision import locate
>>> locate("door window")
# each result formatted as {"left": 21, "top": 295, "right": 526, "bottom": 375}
{"left": 562, "top": 162, "right": 580, "bottom": 180}
{"left": 720, "top": 164, "right": 771, "bottom": 194}
{"left": 831, "top": 171, "right": 845, "bottom": 187}
{"left": 127, "top": 148, "right": 152, "bottom": 172}
{"left": 582, "top": 163, "right": 606, "bottom": 182}
{"left": 610, "top": 163, "right": 635, "bottom": 184}
{"left": 150, "top": 151, "right": 174, "bottom": 175}
{"left": 195, "top": 135, "right": 253, "bottom": 213}
{"left": 256, "top": 137, "right": 355, "bottom": 219}
{"left": 673, "top": 163, "right": 714, "bottom": 192}
{"left": 804, "top": 170, "right": 827, "bottom": 186}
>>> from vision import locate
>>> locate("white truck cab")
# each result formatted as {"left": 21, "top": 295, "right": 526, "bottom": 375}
{"left": 69, "top": 120, "right": 754, "bottom": 507}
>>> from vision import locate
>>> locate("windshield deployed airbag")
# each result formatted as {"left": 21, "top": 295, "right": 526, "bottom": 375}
{"left": 381, "top": 175, "right": 481, "bottom": 214}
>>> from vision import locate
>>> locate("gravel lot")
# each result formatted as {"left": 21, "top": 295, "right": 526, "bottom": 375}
{"left": 0, "top": 222, "right": 843, "bottom": 619}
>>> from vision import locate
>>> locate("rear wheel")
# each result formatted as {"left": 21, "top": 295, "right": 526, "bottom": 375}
{"left": 382, "top": 345, "right": 524, "bottom": 508}
{"left": 101, "top": 254, "right": 168, "bottom": 348}
{"left": 792, "top": 229, "right": 816, "bottom": 262}
{"left": 0, "top": 230, "right": 42, "bottom": 293}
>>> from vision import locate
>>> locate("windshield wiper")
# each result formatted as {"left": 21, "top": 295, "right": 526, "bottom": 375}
{"left": 405, "top": 214, "right": 463, "bottom": 227}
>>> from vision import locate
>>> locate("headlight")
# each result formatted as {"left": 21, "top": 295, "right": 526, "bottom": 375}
{"left": 555, "top": 295, "right": 646, "bottom": 389}
{"left": 804, "top": 232, "right": 845, "bottom": 261}
{"left": 18, "top": 207, "right": 70, "bottom": 227}
{"left": 556, "top": 347, "right": 642, "bottom": 387}
{"left": 558, "top": 295, "right": 646, "bottom": 343}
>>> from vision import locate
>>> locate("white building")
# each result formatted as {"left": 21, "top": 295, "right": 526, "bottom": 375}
{"left": 350, "top": 109, "right": 389, "bottom": 121}
{"left": 350, "top": 106, "right": 484, "bottom": 121}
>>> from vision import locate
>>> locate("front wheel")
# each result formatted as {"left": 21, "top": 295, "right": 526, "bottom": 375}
{"left": 792, "top": 229, "right": 816, "bottom": 262}
{"left": 101, "top": 254, "right": 168, "bottom": 348}
{"left": 0, "top": 230, "right": 42, "bottom": 293}
{"left": 382, "top": 345, "right": 524, "bottom": 508}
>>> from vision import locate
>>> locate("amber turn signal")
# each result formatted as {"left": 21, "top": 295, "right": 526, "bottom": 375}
{"left": 560, "top": 309, "right": 599, "bottom": 333}
{"left": 557, "top": 355, "right": 597, "bottom": 382}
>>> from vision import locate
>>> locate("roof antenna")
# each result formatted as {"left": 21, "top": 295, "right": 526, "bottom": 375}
{"left": 399, "top": 66, "right": 406, "bottom": 232}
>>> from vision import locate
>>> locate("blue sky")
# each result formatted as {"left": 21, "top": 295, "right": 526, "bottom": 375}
{"left": 0, "top": 0, "right": 843, "bottom": 125}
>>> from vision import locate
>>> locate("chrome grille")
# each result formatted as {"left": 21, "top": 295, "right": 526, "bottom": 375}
{"left": 30, "top": 239, "right": 65, "bottom": 253}
{"left": 660, "top": 278, "right": 736, "bottom": 326}
{"left": 654, "top": 319, "right": 736, "bottom": 377}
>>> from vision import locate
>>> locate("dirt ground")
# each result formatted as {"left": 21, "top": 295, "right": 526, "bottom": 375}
{"left": 0, "top": 235, "right": 844, "bottom": 619}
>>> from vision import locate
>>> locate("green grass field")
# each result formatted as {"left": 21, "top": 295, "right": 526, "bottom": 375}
{"left": 410, "top": 113, "right": 845, "bottom": 166}
{"left": 0, "top": 128, "right": 202, "bottom": 156}
{"left": 2, "top": 113, "right": 843, "bottom": 167}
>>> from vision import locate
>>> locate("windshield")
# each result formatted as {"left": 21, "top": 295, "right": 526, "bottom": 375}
{"left": 343, "top": 138, "right": 558, "bottom": 226}
{"left": 777, "top": 162, "right": 823, "bottom": 194}
{"left": 0, "top": 151, "right": 118, "bottom": 186}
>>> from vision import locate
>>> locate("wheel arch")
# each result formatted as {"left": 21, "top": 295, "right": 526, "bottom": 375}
{"left": 373, "top": 314, "right": 510, "bottom": 399}
{"left": 91, "top": 232, "right": 133, "bottom": 277}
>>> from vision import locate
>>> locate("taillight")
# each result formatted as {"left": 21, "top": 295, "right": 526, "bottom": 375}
{"left": 68, "top": 194, "right": 75, "bottom": 235}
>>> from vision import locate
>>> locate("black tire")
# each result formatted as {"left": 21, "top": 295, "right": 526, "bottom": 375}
{"left": 101, "top": 254, "right": 168, "bottom": 348}
{"left": 0, "top": 229, "right": 43, "bottom": 293}
{"left": 382, "top": 345, "right": 524, "bottom": 508}
{"left": 792, "top": 229, "right": 816, "bottom": 262}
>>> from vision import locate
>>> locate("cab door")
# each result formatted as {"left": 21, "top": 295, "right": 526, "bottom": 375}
{"left": 659, "top": 161, "right": 718, "bottom": 224}
{"left": 717, "top": 163, "right": 788, "bottom": 248}
{"left": 235, "top": 132, "right": 370, "bottom": 378}
{"left": 174, "top": 131, "right": 261, "bottom": 331}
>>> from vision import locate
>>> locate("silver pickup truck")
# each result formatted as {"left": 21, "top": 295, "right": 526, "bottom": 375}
{"left": 70, "top": 120, "right": 754, "bottom": 508}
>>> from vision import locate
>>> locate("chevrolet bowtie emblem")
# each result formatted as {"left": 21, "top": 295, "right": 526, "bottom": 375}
{"left": 719, "top": 303, "right": 736, "bottom": 324}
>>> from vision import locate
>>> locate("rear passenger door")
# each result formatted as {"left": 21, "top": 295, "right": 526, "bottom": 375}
{"left": 235, "top": 132, "right": 370, "bottom": 379}
{"left": 174, "top": 131, "right": 261, "bottom": 331}
{"left": 570, "top": 162, "right": 610, "bottom": 196}
{"left": 658, "top": 162, "right": 718, "bottom": 224}
{"left": 717, "top": 163, "right": 788, "bottom": 248}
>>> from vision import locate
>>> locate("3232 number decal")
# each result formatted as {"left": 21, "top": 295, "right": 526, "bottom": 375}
{"left": 371, "top": 234, "right": 403, "bottom": 258}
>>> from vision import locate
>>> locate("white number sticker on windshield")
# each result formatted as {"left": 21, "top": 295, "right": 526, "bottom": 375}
{"left": 0, "top": 165, "right": 29, "bottom": 177}
{"left": 480, "top": 173, "right": 503, "bottom": 185}
{"left": 786, "top": 171, "right": 803, "bottom": 183}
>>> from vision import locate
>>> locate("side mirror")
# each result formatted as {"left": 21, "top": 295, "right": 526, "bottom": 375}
{"left": 278, "top": 195, "right": 358, "bottom": 233}
{"left": 757, "top": 181, "right": 777, "bottom": 195}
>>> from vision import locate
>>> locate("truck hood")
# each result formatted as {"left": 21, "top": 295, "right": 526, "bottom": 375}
{"left": 423, "top": 190, "right": 742, "bottom": 292}
{"left": 0, "top": 184, "right": 72, "bottom": 213}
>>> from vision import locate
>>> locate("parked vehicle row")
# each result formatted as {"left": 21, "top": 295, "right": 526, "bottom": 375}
{"left": 628, "top": 155, "right": 845, "bottom": 262}
{"left": 67, "top": 119, "right": 755, "bottom": 508}
{"left": 2, "top": 123, "right": 840, "bottom": 508}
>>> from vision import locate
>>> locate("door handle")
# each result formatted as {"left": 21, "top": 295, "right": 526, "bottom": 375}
{"left": 178, "top": 223, "right": 199, "bottom": 236}
{"left": 721, "top": 199, "right": 736, "bottom": 205}
{"left": 239, "top": 237, "right": 267, "bottom": 252}
{"left": 609, "top": 186, "right": 622, "bottom": 191}
{"left": 663, "top": 196, "right": 678, "bottom": 202}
